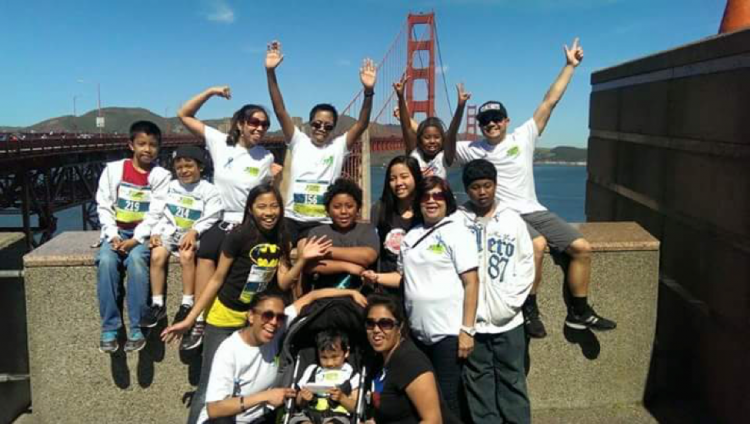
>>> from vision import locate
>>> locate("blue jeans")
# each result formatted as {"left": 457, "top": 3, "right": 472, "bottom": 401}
{"left": 96, "top": 230, "right": 151, "bottom": 332}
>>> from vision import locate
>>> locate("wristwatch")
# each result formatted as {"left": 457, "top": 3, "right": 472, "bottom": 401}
{"left": 460, "top": 325, "right": 476, "bottom": 337}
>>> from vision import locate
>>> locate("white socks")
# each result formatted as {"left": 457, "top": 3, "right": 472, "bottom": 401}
{"left": 152, "top": 295, "right": 165, "bottom": 307}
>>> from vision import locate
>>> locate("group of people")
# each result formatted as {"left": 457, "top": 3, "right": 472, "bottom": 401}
{"left": 94, "top": 38, "right": 615, "bottom": 424}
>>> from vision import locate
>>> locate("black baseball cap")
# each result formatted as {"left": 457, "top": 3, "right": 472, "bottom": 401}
{"left": 172, "top": 146, "right": 206, "bottom": 165}
{"left": 476, "top": 101, "right": 508, "bottom": 125}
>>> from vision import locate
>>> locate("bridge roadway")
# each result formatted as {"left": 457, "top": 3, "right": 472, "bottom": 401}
{"left": 0, "top": 133, "right": 402, "bottom": 249}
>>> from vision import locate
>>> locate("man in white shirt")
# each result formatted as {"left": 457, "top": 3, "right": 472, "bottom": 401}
{"left": 455, "top": 38, "right": 616, "bottom": 335}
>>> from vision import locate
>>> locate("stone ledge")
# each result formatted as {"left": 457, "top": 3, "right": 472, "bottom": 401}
{"left": 23, "top": 223, "right": 659, "bottom": 268}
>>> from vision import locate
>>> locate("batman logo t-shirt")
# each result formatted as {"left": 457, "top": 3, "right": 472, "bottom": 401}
{"left": 218, "top": 226, "right": 283, "bottom": 312}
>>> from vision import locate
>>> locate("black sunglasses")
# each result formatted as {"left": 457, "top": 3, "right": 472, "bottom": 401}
{"left": 478, "top": 115, "right": 506, "bottom": 128}
{"left": 365, "top": 318, "right": 399, "bottom": 331}
{"left": 311, "top": 121, "right": 335, "bottom": 131}
{"left": 256, "top": 309, "right": 287, "bottom": 323}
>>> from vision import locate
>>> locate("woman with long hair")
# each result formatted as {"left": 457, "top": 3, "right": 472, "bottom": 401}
{"left": 162, "top": 183, "right": 332, "bottom": 424}
{"left": 176, "top": 87, "right": 278, "bottom": 351}
{"left": 365, "top": 156, "right": 422, "bottom": 288}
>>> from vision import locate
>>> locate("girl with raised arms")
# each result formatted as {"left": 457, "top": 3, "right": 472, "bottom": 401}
{"left": 177, "top": 87, "right": 277, "bottom": 351}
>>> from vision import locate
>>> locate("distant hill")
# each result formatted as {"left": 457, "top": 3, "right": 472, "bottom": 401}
{"left": 2, "top": 108, "right": 585, "bottom": 164}
{"left": 535, "top": 146, "right": 587, "bottom": 164}
{"left": 1, "top": 107, "right": 403, "bottom": 137}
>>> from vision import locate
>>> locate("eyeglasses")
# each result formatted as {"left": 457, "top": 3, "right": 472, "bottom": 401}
{"left": 365, "top": 318, "right": 399, "bottom": 331}
{"left": 256, "top": 309, "right": 287, "bottom": 324}
{"left": 420, "top": 191, "right": 447, "bottom": 203}
{"left": 311, "top": 121, "right": 335, "bottom": 132}
{"left": 246, "top": 117, "right": 271, "bottom": 129}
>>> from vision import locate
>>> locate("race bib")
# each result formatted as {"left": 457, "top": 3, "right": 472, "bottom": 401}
{"left": 166, "top": 192, "right": 204, "bottom": 230}
{"left": 115, "top": 182, "right": 151, "bottom": 224}
{"left": 239, "top": 243, "right": 282, "bottom": 303}
{"left": 292, "top": 180, "right": 329, "bottom": 218}
{"left": 239, "top": 265, "right": 276, "bottom": 303}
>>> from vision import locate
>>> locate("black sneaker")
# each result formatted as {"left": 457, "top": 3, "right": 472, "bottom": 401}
{"left": 99, "top": 331, "right": 119, "bottom": 353}
{"left": 124, "top": 329, "right": 147, "bottom": 352}
{"left": 180, "top": 320, "right": 205, "bottom": 351}
{"left": 140, "top": 304, "right": 167, "bottom": 328}
{"left": 173, "top": 304, "right": 192, "bottom": 325}
{"left": 523, "top": 301, "right": 548, "bottom": 338}
{"left": 565, "top": 307, "right": 617, "bottom": 331}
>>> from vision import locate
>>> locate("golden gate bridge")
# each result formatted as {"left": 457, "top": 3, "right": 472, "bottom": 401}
{"left": 0, "top": 12, "right": 477, "bottom": 249}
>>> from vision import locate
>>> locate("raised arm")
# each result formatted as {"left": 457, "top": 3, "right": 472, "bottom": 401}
{"left": 265, "top": 40, "right": 296, "bottom": 141}
{"left": 443, "top": 83, "right": 471, "bottom": 166}
{"left": 177, "top": 86, "right": 232, "bottom": 137}
{"left": 533, "top": 37, "right": 584, "bottom": 136}
{"left": 345, "top": 58, "right": 377, "bottom": 150}
{"left": 394, "top": 75, "right": 418, "bottom": 154}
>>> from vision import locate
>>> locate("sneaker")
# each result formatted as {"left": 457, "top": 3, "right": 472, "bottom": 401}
{"left": 180, "top": 320, "right": 205, "bottom": 351}
{"left": 124, "top": 329, "right": 147, "bottom": 352}
{"left": 523, "top": 301, "right": 548, "bottom": 339}
{"left": 173, "top": 304, "right": 192, "bottom": 325}
{"left": 565, "top": 307, "right": 617, "bottom": 331}
{"left": 140, "top": 304, "right": 167, "bottom": 328}
{"left": 99, "top": 331, "right": 119, "bottom": 353}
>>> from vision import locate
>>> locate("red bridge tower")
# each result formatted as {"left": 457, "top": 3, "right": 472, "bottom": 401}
{"left": 406, "top": 13, "right": 436, "bottom": 119}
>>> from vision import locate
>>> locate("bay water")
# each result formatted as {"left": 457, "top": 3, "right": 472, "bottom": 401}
{"left": 3, "top": 165, "right": 586, "bottom": 239}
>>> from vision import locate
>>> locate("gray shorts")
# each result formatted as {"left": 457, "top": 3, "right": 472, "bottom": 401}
{"left": 522, "top": 210, "right": 583, "bottom": 254}
{"left": 159, "top": 233, "right": 199, "bottom": 258}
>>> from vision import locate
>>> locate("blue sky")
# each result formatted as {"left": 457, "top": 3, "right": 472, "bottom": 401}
{"left": 2, "top": 0, "right": 725, "bottom": 147}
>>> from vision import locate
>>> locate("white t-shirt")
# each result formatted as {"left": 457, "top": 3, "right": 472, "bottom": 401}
{"left": 296, "top": 362, "right": 360, "bottom": 415}
{"left": 199, "top": 305, "right": 298, "bottom": 424}
{"left": 152, "top": 179, "right": 223, "bottom": 240}
{"left": 204, "top": 126, "right": 274, "bottom": 223}
{"left": 410, "top": 149, "right": 449, "bottom": 179}
{"left": 284, "top": 127, "right": 350, "bottom": 223}
{"left": 455, "top": 119, "right": 546, "bottom": 214}
{"left": 398, "top": 215, "right": 479, "bottom": 344}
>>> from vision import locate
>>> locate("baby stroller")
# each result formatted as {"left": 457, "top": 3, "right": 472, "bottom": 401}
{"left": 278, "top": 297, "right": 371, "bottom": 424}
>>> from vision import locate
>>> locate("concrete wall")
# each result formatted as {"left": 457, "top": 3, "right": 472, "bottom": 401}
{"left": 22, "top": 225, "right": 658, "bottom": 423}
{"left": 587, "top": 27, "right": 750, "bottom": 423}
{"left": 0, "top": 233, "right": 31, "bottom": 424}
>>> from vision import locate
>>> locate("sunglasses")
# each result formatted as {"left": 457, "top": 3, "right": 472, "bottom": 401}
{"left": 365, "top": 318, "right": 399, "bottom": 331}
{"left": 478, "top": 115, "right": 506, "bottom": 128}
{"left": 246, "top": 117, "right": 271, "bottom": 129}
{"left": 255, "top": 309, "right": 287, "bottom": 324}
{"left": 420, "top": 191, "right": 447, "bottom": 203}
{"left": 311, "top": 121, "right": 335, "bottom": 132}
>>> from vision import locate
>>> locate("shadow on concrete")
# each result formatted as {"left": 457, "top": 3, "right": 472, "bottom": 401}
{"left": 563, "top": 326, "right": 600, "bottom": 360}
{"left": 179, "top": 344, "right": 203, "bottom": 387}
{"left": 137, "top": 320, "right": 168, "bottom": 388}
{"left": 109, "top": 334, "right": 131, "bottom": 389}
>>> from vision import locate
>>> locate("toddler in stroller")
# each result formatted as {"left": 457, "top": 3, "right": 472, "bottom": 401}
{"left": 279, "top": 297, "right": 369, "bottom": 424}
